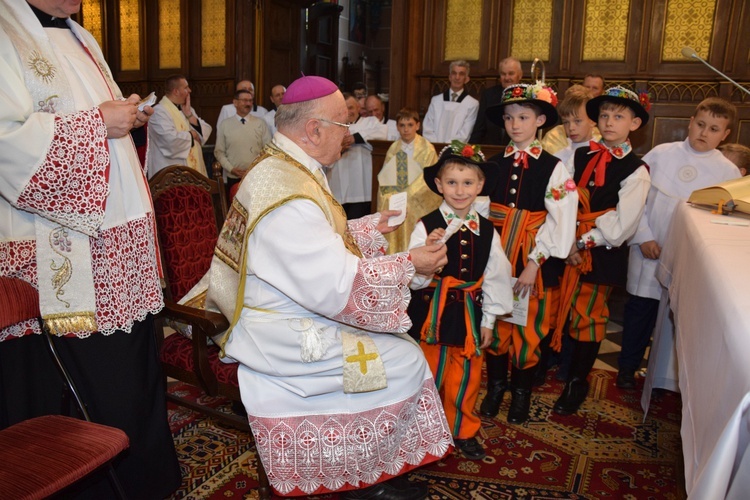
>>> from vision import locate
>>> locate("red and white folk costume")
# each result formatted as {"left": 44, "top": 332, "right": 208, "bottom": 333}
{"left": 0, "top": 2, "right": 163, "bottom": 341}
{"left": 206, "top": 132, "right": 452, "bottom": 496}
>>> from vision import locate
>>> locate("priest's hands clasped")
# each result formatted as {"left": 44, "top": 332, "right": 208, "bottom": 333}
{"left": 99, "top": 94, "right": 153, "bottom": 139}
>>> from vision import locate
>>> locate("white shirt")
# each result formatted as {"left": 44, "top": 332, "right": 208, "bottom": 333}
{"left": 422, "top": 89, "right": 479, "bottom": 143}
{"left": 627, "top": 139, "right": 740, "bottom": 299}
{"left": 216, "top": 102, "right": 268, "bottom": 130}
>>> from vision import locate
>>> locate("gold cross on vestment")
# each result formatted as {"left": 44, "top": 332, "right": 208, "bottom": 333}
{"left": 346, "top": 341, "right": 379, "bottom": 374}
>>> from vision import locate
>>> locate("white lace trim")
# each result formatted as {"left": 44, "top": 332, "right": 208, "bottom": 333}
{"left": 0, "top": 318, "right": 42, "bottom": 343}
{"left": 248, "top": 381, "right": 452, "bottom": 495}
{"left": 16, "top": 109, "right": 109, "bottom": 237}
{"left": 332, "top": 253, "right": 414, "bottom": 333}
{"left": 347, "top": 214, "right": 387, "bottom": 258}
{"left": 0, "top": 217, "right": 163, "bottom": 338}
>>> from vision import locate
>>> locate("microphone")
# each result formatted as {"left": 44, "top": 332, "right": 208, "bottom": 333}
{"left": 681, "top": 46, "right": 750, "bottom": 96}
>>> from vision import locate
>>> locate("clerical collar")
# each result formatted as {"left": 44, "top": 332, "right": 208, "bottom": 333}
{"left": 29, "top": 3, "right": 71, "bottom": 29}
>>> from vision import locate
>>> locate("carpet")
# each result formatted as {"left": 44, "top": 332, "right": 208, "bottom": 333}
{"left": 167, "top": 368, "right": 686, "bottom": 499}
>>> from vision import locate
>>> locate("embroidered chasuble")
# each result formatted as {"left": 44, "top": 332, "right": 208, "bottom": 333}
{"left": 203, "top": 136, "right": 452, "bottom": 496}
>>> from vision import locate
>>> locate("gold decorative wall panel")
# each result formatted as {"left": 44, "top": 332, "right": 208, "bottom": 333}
{"left": 201, "top": 0, "right": 227, "bottom": 67}
{"left": 444, "top": 0, "right": 481, "bottom": 62}
{"left": 158, "top": 0, "right": 182, "bottom": 69}
{"left": 582, "top": 0, "right": 630, "bottom": 61}
{"left": 81, "top": 0, "right": 102, "bottom": 49}
{"left": 661, "top": 0, "right": 715, "bottom": 61}
{"left": 119, "top": 0, "right": 140, "bottom": 71}
{"left": 510, "top": 0, "right": 553, "bottom": 61}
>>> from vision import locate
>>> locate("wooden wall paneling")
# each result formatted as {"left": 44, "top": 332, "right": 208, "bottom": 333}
{"left": 724, "top": 0, "right": 750, "bottom": 80}
{"left": 263, "top": 0, "right": 302, "bottom": 107}
{"left": 566, "top": 0, "right": 646, "bottom": 80}
{"left": 644, "top": 0, "right": 733, "bottom": 78}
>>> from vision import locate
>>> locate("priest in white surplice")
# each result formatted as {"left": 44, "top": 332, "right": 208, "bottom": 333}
{"left": 205, "top": 76, "right": 452, "bottom": 499}
{"left": 422, "top": 60, "right": 479, "bottom": 144}
{"left": 147, "top": 74, "right": 212, "bottom": 177}
{"left": 327, "top": 93, "right": 388, "bottom": 219}
{"left": 0, "top": 1, "right": 180, "bottom": 498}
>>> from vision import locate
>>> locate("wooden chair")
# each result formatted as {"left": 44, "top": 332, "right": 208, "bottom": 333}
{"left": 149, "top": 165, "right": 271, "bottom": 499}
{"left": 0, "top": 277, "right": 129, "bottom": 499}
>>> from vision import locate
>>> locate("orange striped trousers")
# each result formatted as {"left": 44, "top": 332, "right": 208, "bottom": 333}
{"left": 421, "top": 343, "right": 483, "bottom": 439}
{"left": 568, "top": 282, "right": 612, "bottom": 342}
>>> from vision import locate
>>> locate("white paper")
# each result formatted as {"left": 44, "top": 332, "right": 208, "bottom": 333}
{"left": 500, "top": 277, "right": 530, "bottom": 326}
{"left": 138, "top": 91, "right": 157, "bottom": 111}
{"left": 438, "top": 217, "right": 464, "bottom": 244}
{"left": 388, "top": 192, "right": 407, "bottom": 227}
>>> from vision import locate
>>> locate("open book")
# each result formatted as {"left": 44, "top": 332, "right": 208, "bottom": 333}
{"left": 688, "top": 176, "right": 750, "bottom": 216}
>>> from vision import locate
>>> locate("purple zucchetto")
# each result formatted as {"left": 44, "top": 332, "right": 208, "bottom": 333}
{"left": 281, "top": 75, "right": 339, "bottom": 104}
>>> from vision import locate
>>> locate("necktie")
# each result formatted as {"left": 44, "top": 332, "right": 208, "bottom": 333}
{"left": 513, "top": 150, "right": 529, "bottom": 169}
{"left": 240, "top": 118, "right": 246, "bottom": 124}
{"left": 451, "top": 92, "right": 458, "bottom": 102}
{"left": 579, "top": 142, "right": 612, "bottom": 187}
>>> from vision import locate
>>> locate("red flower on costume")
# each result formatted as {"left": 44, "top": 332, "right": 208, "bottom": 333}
{"left": 550, "top": 92, "right": 558, "bottom": 107}
{"left": 461, "top": 145, "right": 475, "bottom": 158}
{"left": 551, "top": 188, "right": 561, "bottom": 200}
{"left": 468, "top": 220, "right": 478, "bottom": 231}
{"left": 505, "top": 145, "right": 514, "bottom": 155}
{"left": 612, "top": 147, "right": 624, "bottom": 157}
{"left": 512, "top": 86, "right": 523, "bottom": 97}
{"left": 564, "top": 179, "right": 577, "bottom": 191}
{"left": 530, "top": 146, "right": 541, "bottom": 156}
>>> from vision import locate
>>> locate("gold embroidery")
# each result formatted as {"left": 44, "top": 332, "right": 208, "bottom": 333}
{"left": 28, "top": 50, "right": 55, "bottom": 84}
{"left": 48, "top": 226, "right": 72, "bottom": 307}
{"left": 44, "top": 312, "right": 97, "bottom": 336}
{"left": 346, "top": 341, "right": 380, "bottom": 375}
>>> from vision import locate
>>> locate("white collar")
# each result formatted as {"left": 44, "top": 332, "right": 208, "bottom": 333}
{"left": 439, "top": 201, "right": 481, "bottom": 236}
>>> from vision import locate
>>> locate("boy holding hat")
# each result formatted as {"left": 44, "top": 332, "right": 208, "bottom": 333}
{"left": 408, "top": 141, "right": 513, "bottom": 460}
{"left": 551, "top": 86, "right": 652, "bottom": 416}
{"left": 478, "top": 84, "right": 579, "bottom": 424}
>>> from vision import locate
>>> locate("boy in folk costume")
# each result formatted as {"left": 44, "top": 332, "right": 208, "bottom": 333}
{"left": 377, "top": 108, "right": 442, "bottom": 253}
{"left": 552, "top": 86, "right": 652, "bottom": 415}
{"left": 479, "top": 84, "right": 579, "bottom": 424}
{"left": 408, "top": 142, "right": 513, "bottom": 459}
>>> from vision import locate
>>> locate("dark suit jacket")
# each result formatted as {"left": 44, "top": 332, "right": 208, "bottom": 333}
{"left": 469, "top": 84, "right": 509, "bottom": 146}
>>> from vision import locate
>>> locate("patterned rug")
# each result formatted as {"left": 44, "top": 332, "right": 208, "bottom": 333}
{"left": 167, "top": 368, "right": 686, "bottom": 499}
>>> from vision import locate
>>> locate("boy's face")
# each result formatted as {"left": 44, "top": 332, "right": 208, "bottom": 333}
{"left": 449, "top": 65, "right": 470, "bottom": 92}
{"left": 561, "top": 104, "right": 596, "bottom": 143}
{"left": 397, "top": 118, "right": 419, "bottom": 143}
{"left": 687, "top": 110, "right": 731, "bottom": 153}
{"left": 597, "top": 104, "right": 641, "bottom": 146}
{"left": 503, "top": 103, "right": 546, "bottom": 149}
{"left": 434, "top": 163, "right": 485, "bottom": 218}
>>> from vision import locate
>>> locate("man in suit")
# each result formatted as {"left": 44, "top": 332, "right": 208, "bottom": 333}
{"left": 470, "top": 57, "right": 524, "bottom": 145}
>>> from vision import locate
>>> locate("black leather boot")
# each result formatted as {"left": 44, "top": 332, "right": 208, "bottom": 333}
{"left": 479, "top": 353, "right": 509, "bottom": 417}
{"left": 507, "top": 366, "right": 535, "bottom": 424}
{"left": 553, "top": 340, "right": 601, "bottom": 416}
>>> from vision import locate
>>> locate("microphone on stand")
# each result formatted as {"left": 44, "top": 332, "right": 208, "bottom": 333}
{"left": 681, "top": 46, "right": 750, "bottom": 97}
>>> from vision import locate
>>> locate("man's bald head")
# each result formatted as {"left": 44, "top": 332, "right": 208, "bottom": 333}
{"left": 499, "top": 57, "right": 523, "bottom": 88}
{"left": 236, "top": 80, "right": 255, "bottom": 95}
{"left": 365, "top": 95, "right": 385, "bottom": 121}
{"left": 276, "top": 90, "right": 350, "bottom": 166}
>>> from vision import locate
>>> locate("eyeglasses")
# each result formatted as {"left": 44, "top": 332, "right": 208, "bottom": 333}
{"left": 316, "top": 118, "right": 350, "bottom": 129}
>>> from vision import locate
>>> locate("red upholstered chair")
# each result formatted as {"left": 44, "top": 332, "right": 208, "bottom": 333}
{"left": 0, "top": 277, "right": 129, "bottom": 499}
{"left": 149, "top": 166, "right": 271, "bottom": 499}
{"left": 0, "top": 415, "right": 129, "bottom": 500}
